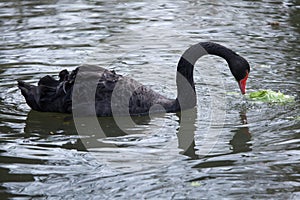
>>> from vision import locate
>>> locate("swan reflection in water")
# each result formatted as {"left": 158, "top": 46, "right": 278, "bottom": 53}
{"left": 23, "top": 107, "right": 251, "bottom": 161}
{"left": 23, "top": 109, "right": 196, "bottom": 156}
{"left": 229, "top": 110, "right": 252, "bottom": 153}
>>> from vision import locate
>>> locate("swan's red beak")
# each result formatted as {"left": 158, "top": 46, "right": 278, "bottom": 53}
{"left": 238, "top": 71, "right": 249, "bottom": 95}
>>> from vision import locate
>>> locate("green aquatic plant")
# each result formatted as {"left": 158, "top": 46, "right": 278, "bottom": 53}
{"left": 190, "top": 181, "right": 201, "bottom": 187}
{"left": 248, "top": 90, "right": 294, "bottom": 103}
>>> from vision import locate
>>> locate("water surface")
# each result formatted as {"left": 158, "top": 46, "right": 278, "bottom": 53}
{"left": 0, "top": 0, "right": 299, "bottom": 199}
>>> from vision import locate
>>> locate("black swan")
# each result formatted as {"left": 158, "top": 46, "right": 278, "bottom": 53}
{"left": 18, "top": 42, "right": 250, "bottom": 116}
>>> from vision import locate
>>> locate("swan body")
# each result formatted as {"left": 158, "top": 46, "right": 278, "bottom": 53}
{"left": 18, "top": 42, "right": 250, "bottom": 116}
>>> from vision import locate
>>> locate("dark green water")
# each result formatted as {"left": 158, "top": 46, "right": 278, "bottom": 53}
{"left": 0, "top": 0, "right": 299, "bottom": 199}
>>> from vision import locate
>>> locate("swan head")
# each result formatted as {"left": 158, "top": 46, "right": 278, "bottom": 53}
{"left": 229, "top": 56, "right": 250, "bottom": 95}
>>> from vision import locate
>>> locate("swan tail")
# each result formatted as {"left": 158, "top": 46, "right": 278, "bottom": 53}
{"left": 18, "top": 81, "right": 42, "bottom": 111}
{"left": 18, "top": 80, "right": 32, "bottom": 95}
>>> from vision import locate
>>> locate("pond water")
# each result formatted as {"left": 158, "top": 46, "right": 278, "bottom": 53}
{"left": 0, "top": 0, "right": 299, "bottom": 199}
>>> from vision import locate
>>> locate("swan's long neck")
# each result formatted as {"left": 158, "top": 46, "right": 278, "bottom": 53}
{"left": 198, "top": 42, "right": 239, "bottom": 63}
{"left": 175, "top": 42, "right": 238, "bottom": 110}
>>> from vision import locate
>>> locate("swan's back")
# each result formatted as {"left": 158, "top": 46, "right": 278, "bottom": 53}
{"left": 18, "top": 65, "right": 175, "bottom": 116}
